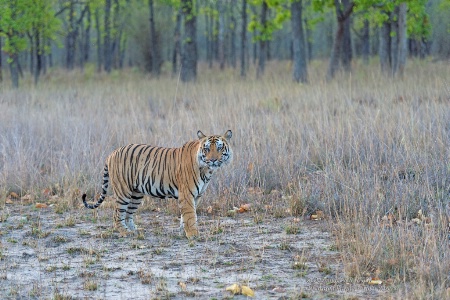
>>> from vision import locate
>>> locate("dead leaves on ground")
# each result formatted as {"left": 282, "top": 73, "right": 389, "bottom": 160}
{"left": 4, "top": 189, "right": 63, "bottom": 209}
{"left": 35, "top": 203, "right": 48, "bottom": 209}
{"left": 5, "top": 192, "right": 35, "bottom": 205}
{"left": 309, "top": 210, "right": 325, "bottom": 221}
{"left": 368, "top": 277, "right": 383, "bottom": 285}
{"left": 228, "top": 203, "right": 252, "bottom": 216}
{"left": 226, "top": 283, "right": 255, "bottom": 297}
{"left": 381, "top": 209, "right": 433, "bottom": 228}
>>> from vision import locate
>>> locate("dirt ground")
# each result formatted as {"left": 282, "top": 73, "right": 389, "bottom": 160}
{"left": 0, "top": 202, "right": 388, "bottom": 299}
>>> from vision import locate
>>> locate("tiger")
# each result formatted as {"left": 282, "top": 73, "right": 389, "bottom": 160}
{"left": 82, "top": 130, "right": 233, "bottom": 238}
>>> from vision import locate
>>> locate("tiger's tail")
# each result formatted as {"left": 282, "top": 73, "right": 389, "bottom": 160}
{"left": 82, "top": 164, "right": 109, "bottom": 209}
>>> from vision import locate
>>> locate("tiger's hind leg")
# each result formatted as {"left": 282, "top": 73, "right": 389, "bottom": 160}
{"left": 113, "top": 194, "right": 132, "bottom": 233}
{"left": 125, "top": 192, "right": 143, "bottom": 231}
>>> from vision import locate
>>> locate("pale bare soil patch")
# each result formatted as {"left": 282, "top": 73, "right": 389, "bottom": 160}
{"left": 1, "top": 200, "right": 386, "bottom": 299}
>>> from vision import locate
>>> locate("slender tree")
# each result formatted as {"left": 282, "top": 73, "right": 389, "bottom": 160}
{"left": 291, "top": 0, "right": 308, "bottom": 83}
{"left": 172, "top": 8, "right": 182, "bottom": 76}
{"left": 326, "top": 0, "right": 354, "bottom": 80}
{"left": 379, "top": 13, "right": 391, "bottom": 73}
{"left": 361, "top": 19, "right": 369, "bottom": 64}
{"left": 204, "top": 5, "right": 212, "bottom": 68}
{"left": 230, "top": 0, "right": 237, "bottom": 69}
{"left": 256, "top": 0, "right": 268, "bottom": 78}
{"left": 0, "top": 38, "right": 2, "bottom": 82}
{"left": 104, "top": 0, "right": 112, "bottom": 72}
{"left": 149, "top": 0, "right": 161, "bottom": 75}
{"left": 95, "top": 7, "right": 103, "bottom": 72}
{"left": 395, "top": 3, "right": 407, "bottom": 77}
{"left": 82, "top": 5, "right": 91, "bottom": 65}
{"left": 180, "top": 0, "right": 197, "bottom": 82}
{"left": 66, "top": 0, "right": 76, "bottom": 70}
{"left": 217, "top": 0, "right": 225, "bottom": 70}
{"left": 240, "top": 0, "right": 248, "bottom": 77}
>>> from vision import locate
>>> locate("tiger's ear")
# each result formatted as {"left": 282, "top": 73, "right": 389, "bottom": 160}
{"left": 197, "top": 130, "right": 206, "bottom": 139}
{"left": 223, "top": 130, "right": 232, "bottom": 140}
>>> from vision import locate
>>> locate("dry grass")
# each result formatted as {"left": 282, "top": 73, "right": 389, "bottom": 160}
{"left": 0, "top": 59, "right": 449, "bottom": 298}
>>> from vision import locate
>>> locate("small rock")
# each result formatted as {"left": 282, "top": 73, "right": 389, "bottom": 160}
{"left": 22, "top": 250, "right": 35, "bottom": 258}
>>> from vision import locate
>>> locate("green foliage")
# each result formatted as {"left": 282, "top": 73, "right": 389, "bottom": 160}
{"left": 0, "top": 0, "right": 61, "bottom": 59}
{"left": 313, "top": 0, "right": 431, "bottom": 40}
{"left": 248, "top": 0, "right": 291, "bottom": 42}
{"left": 407, "top": 0, "right": 430, "bottom": 38}
{"left": 0, "top": 0, "right": 32, "bottom": 56}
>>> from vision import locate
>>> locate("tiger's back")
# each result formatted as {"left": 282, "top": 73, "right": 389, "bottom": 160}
{"left": 107, "top": 144, "right": 183, "bottom": 200}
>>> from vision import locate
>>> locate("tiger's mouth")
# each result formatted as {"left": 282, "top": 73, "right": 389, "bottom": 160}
{"left": 206, "top": 160, "right": 221, "bottom": 168}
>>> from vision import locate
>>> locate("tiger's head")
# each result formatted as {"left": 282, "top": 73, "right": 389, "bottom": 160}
{"left": 197, "top": 130, "right": 233, "bottom": 169}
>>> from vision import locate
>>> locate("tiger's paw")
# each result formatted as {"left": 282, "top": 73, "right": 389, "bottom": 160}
{"left": 116, "top": 226, "right": 133, "bottom": 237}
{"left": 184, "top": 227, "right": 199, "bottom": 239}
{"left": 126, "top": 219, "right": 137, "bottom": 231}
{"left": 118, "top": 230, "right": 131, "bottom": 237}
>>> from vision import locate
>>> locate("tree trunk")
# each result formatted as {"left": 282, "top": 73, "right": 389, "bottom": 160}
{"left": 181, "top": 0, "right": 197, "bottom": 82}
{"left": 241, "top": 0, "right": 247, "bottom": 77}
{"left": 390, "top": 7, "right": 399, "bottom": 75}
{"left": 304, "top": 17, "right": 312, "bottom": 61}
{"left": 379, "top": 16, "right": 391, "bottom": 73}
{"left": 34, "top": 28, "right": 42, "bottom": 85}
{"left": 83, "top": 5, "right": 91, "bottom": 64}
{"left": 95, "top": 8, "right": 102, "bottom": 72}
{"left": 111, "top": 0, "right": 120, "bottom": 69}
{"left": 240, "top": 0, "right": 247, "bottom": 77}
{"left": 217, "top": 1, "right": 225, "bottom": 70}
{"left": 394, "top": 3, "right": 407, "bottom": 77}
{"left": 0, "top": 38, "right": 3, "bottom": 82}
{"left": 291, "top": 0, "right": 308, "bottom": 83}
{"left": 172, "top": 8, "right": 182, "bottom": 76}
{"left": 208, "top": 10, "right": 214, "bottom": 68}
{"left": 17, "top": 55, "right": 24, "bottom": 78}
{"left": 119, "top": 35, "right": 127, "bottom": 69}
{"left": 327, "top": 0, "right": 354, "bottom": 80}
{"left": 327, "top": 20, "right": 343, "bottom": 80}
{"left": 66, "top": 0, "right": 76, "bottom": 70}
{"left": 149, "top": 0, "right": 161, "bottom": 75}
{"left": 214, "top": 17, "right": 219, "bottom": 61}
{"left": 205, "top": 8, "right": 212, "bottom": 69}
{"left": 230, "top": 0, "right": 237, "bottom": 69}
{"left": 9, "top": 54, "right": 19, "bottom": 88}
{"left": 104, "top": 0, "right": 112, "bottom": 73}
{"left": 47, "top": 40, "right": 53, "bottom": 69}
{"left": 256, "top": 1, "right": 268, "bottom": 79}
{"left": 362, "top": 19, "right": 370, "bottom": 64}
{"left": 29, "top": 33, "right": 34, "bottom": 74}
{"left": 341, "top": 3, "right": 352, "bottom": 72}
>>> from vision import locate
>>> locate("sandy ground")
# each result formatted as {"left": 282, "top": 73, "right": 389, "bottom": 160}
{"left": 0, "top": 202, "right": 387, "bottom": 299}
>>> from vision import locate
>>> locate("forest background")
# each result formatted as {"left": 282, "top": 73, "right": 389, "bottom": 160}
{"left": 0, "top": 0, "right": 449, "bottom": 87}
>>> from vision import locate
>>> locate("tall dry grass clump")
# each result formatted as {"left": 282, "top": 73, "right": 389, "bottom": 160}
{"left": 0, "top": 60, "right": 449, "bottom": 297}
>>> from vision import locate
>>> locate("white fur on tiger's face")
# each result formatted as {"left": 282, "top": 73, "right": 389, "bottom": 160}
{"left": 82, "top": 130, "right": 233, "bottom": 238}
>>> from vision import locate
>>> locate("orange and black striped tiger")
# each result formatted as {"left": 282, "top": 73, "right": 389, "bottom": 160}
{"left": 82, "top": 130, "right": 233, "bottom": 237}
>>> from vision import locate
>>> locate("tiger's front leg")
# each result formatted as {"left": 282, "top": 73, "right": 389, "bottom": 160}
{"left": 179, "top": 193, "right": 199, "bottom": 238}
